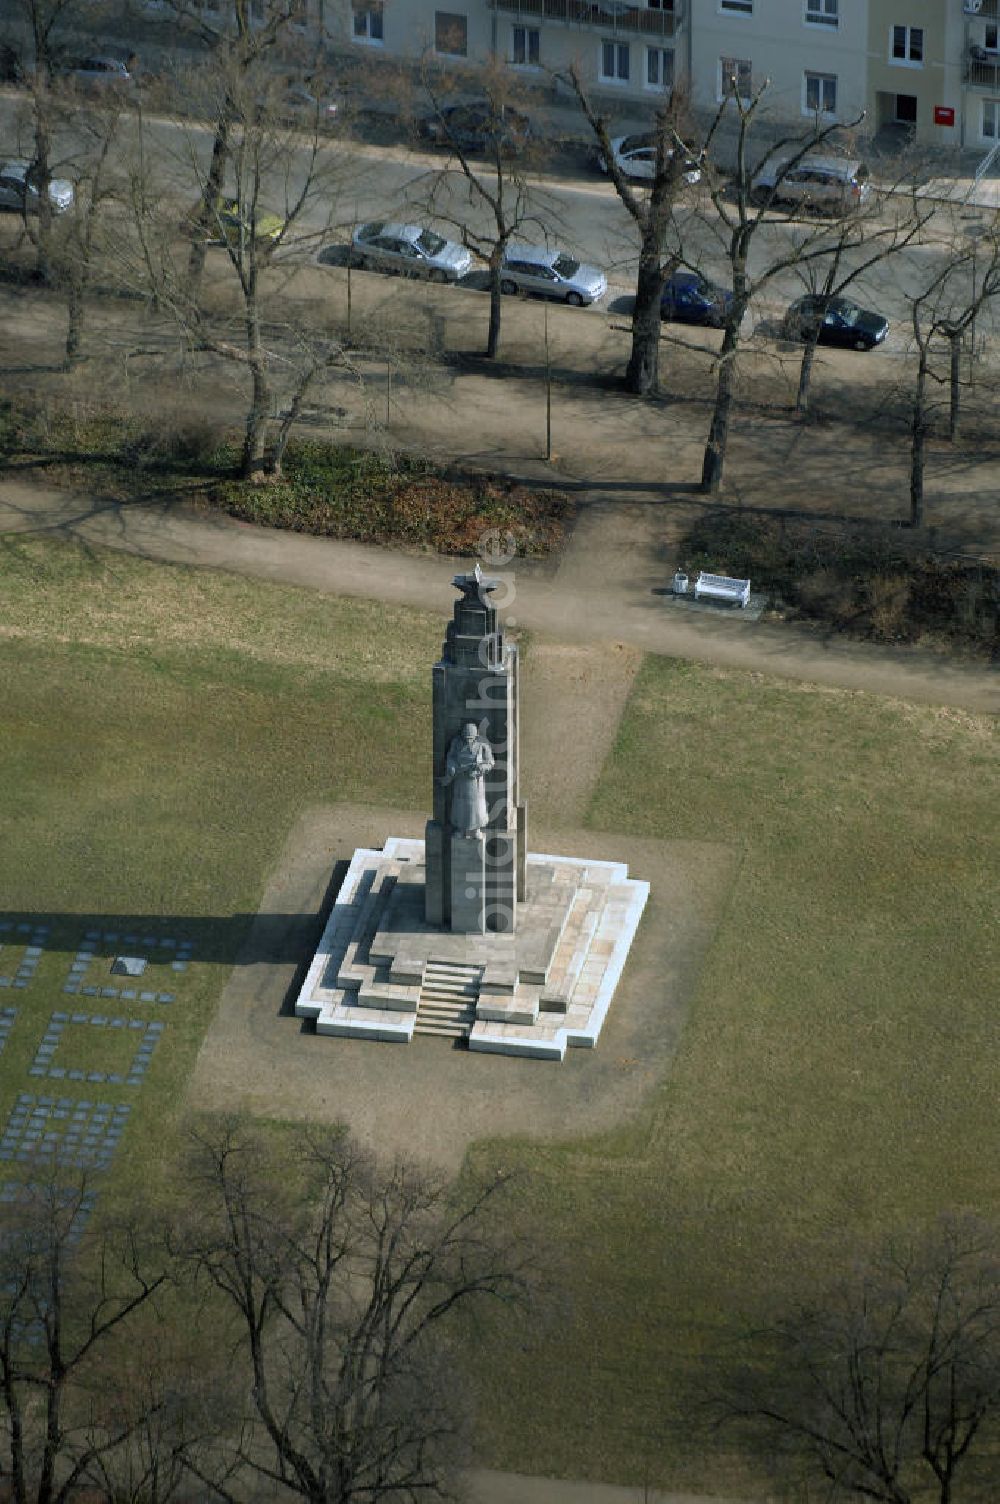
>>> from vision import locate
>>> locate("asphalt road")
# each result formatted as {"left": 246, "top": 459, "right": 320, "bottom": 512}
{"left": 1, "top": 86, "right": 996, "bottom": 344}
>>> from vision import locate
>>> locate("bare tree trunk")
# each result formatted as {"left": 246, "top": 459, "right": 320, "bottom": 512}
{"left": 626, "top": 252, "right": 665, "bottom": 395}
{"left": 948, "top": 331, "right": 961, "bottom": 442}
{"left": 701, "top": 322, "right": 740, "bottom": 494}
{"left": 242, "top": 363, "right": 269, "bottom": 480}
{"left": 267, "top": 363, "right": 323, "bottom": 476}
{"left": 186, "top": 111, "right": 231, "bottom": 295}
{"left": 65, "top": 275, "right": 84, "bottom": 366}
{"left": 795, "top": 333, "right": 822, "bottom": 413}
{"left": 487, "top": 257, "right": 503, "bottom": 359}
{"left": 32, "top": 109, "right": 54, "bottom": 285}
{"left": 910, "top": 343, "right": 929, "bottom": 528}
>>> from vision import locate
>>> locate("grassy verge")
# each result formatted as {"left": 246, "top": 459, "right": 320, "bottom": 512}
{"left": 678, "top": 508, "right": 999, "bottom": 656}
{"left": 0, "top": 396, "right": 570, "bottom": 556}
{"left": 467, "top": 656, "right": 999, "bottom": 1491}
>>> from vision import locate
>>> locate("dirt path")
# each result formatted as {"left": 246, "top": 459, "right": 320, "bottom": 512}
{"left": 0, "top": 478, "right": 995, "bottom": 714}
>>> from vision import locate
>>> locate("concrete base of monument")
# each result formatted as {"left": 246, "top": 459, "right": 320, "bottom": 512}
{"left": 295, "top": 837, "right": 649, "bottom": 1062}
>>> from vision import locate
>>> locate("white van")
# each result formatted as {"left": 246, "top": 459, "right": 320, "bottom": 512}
{"left": 752, "top": 155, "right": 872, "bottom": 213}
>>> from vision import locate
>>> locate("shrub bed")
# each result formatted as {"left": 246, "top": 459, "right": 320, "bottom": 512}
{"left": 678, "top": 511, "right": 999, "bottom": 656}
{"left": 211, "top": 442, "right": 569, "bottom": 556}
{"left": 0, "top": 398, "right": 570, "bottom": 557}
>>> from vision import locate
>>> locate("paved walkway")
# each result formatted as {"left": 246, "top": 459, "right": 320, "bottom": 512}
{"left": 465, "top": 1469, "right": 750, "bottom": 1504}
{"left": 0, "top": 479, "right": 995, "bottom": 715}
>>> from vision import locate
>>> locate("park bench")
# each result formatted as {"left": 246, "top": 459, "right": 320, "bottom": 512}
{"left": 693, "top": 571, "right": 751, "bottom": 608}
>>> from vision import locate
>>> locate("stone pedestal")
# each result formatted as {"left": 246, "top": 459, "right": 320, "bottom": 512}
{"left": 449, "top": 833, "right": 486, "bottom": 934}
{"left": 295, "top": 836, "right": 650, "bottom": 1060}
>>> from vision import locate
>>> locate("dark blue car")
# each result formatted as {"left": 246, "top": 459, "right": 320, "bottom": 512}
{"left": 660, "top": 271, "right": 733, "bottom": 328}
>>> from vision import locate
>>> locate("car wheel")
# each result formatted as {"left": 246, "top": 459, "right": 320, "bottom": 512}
{"left": 428, "top": 268, "right": 448, "bottom": 284}
{"left": 854, "top": 336, "right": 871, "bottom": 351}
{"left": 565, "top": 291, "right": 584, "bottom": 308}
{"left": 500, "top": 277, "right": 517, "bottom": 295}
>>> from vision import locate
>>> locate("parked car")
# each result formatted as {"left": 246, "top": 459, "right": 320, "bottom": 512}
{"left": 782, "top": 294, "right": 889, "bottom": 350}
{"left": 660, "top": 271, "right": 733, "bottom": 327}
{"left": 418, "top": 101, "right": 531, "bottom": 155}
{"left": 596, "top": 133, "right": 702, "bottom": 185}
{"left": 499, "top": 245, "right": 607, "bottom": 307}
{"left": 752, "top": 154, "right": 872, "bottom": 213}
{"left": 351, "top": 221, "right": 472, "bottom": 282}
{"left": 257, "top": 77, "right": 343, "bottom": 129}
{"left": 183, "top": 197, "right": 285, "bottom": 247}
{"left": 0, "top": 159, "right": 74, "bottom": 215}
{"left": 56, "top": 55, "right": 134, "bottom": 93}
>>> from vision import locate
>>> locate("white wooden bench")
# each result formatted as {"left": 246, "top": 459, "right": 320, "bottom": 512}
{"left": 694, "top": 571, "right": 751, "bottom": 608}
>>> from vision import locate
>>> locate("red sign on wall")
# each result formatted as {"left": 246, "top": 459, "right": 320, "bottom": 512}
{"left": 934, "top": 106, "right": 956, "bottom": 127}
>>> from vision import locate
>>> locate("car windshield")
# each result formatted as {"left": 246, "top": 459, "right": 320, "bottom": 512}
{"left": 832, "top": 299, "right": 862, "bottom": 324}
{"left": 552, "top": 254, "right": 580, "bottom": 279}
{"left": 416, "top": 230, "right": 446, "bottom": 256}
{"left": 621, "top": 134, "right": 654, "bottom": 154}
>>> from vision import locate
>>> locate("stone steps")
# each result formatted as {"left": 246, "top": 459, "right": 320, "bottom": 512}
{"left": 414, "top": 962, "right": 482, "bottom": 1039}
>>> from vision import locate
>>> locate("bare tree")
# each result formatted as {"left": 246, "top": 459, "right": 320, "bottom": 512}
{"left": 8, "top": 0, "right": 98, "bottom": 283}
{"left": 80, "top": 1318, "right": 246, "bottom": 1504}
{"left": 788, "top": 190, "right": 931, "bottom": 415}
{"left": 143, "top": 0, "right": 323, "bottom": 298}
{"left": 417, "top": 64, "right": 547, "bottom": 360}
{"left": 712, "top": 1216, "right": 1000, "bottom": 1503}
{"left": 0, "top": 1173, "right": 170, "bottom": 1504}
{"left": 176, "top": 1120, "right": 527, "bottom": 1504}
{"left": 697, "top": 80, "right": 864, "bottom": 493}
{"left": 50, "top": 93, "right": 126, "bottom": 366}
{"left": 563, "top": 69, "right": 702, "bottom": 396}
{"left": 906, "top": 220, "right": 1000, "bottom": 526}
{"left": 121, "top": 60, "right": 362, "bottom": 479}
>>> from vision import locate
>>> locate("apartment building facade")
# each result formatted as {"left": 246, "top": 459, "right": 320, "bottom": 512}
{"left": 158, "top": 0, "right": 1000, "bottom": 152}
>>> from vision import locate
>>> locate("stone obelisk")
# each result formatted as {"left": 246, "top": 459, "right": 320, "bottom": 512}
{"left": 424, "top": 566, "right": 526, "bottom": 935}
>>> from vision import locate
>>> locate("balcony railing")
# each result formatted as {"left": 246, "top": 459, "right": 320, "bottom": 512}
{"left": 965, "top": 55, "right": 1000, "bottom": 90}
{"left": 489, "top": 0, "right": 679, "bottom": 41}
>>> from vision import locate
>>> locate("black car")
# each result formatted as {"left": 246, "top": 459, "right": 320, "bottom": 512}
{"left": 418, "top": 102, "right": 531, "bottom": 156}
{"left": 783, "top": 294, "right": 889, "bottom": 351}
{"left": 660, "top": 271, "right": 733, "bottom": 328}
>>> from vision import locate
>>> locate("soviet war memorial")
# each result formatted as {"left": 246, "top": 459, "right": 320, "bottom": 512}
{"left": 1, "top": 0, "right": 999, "bottom": 1499}
{"left": 296, "top": 567, "right": 648, "bottom": 1057}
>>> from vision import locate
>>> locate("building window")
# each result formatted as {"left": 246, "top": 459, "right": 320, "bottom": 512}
{"left": 805, "top": 0, "right": 837, "bottom": 26}
{"left": 720, "top": 0, "right": 753, "bottom": 13}
{"left": 720, "top": 56, "right": 752, "bottom": 101}
{"left": 646, "top": 46, "right": 673, "bottom": 89}
{"left": 646, "top": 0, "right": 674, "bottom": 9}
{"left": 435, "top": 11, "right": 468, "bottom": 56}
{"left": 600, "top": 40, "right": 630, "bottom": 83}
{"left": 353, "top": 4, "right": 383, "bottom": 42}
{"left": 511, "top": 25, "right": 539, "bottom": 66}
{"left": 890, "top": 25, "right": 923, "bottom": 65}
{"left": 986, "top": 24, "right": 999, "bottom": 51}
{"left": 985, "top": 99, "right": 1000, "bottom": 139}
{"left": 804, "top": 71, "right": 837, "bottom": 116}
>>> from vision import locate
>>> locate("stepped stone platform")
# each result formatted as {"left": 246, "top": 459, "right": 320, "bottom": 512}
{"left": 295, "top": 837, "right": 649, "bottom": 1061}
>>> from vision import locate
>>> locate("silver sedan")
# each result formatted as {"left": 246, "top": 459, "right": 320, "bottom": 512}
{"left": 351, "top": 221, "right": 472, "bottom": 283}
{"left": 499, "top": 245, "right": 607, "bottom": 307}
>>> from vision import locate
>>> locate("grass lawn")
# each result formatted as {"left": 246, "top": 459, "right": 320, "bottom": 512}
{"left": 467, "top": 658, "right": 998, "bottom": 1492}
{"left": 1, "top": 536, "right": 996, "bottom": 1494}
{"left": 0, "top": 535, "right": 438, "bottom": 1201}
